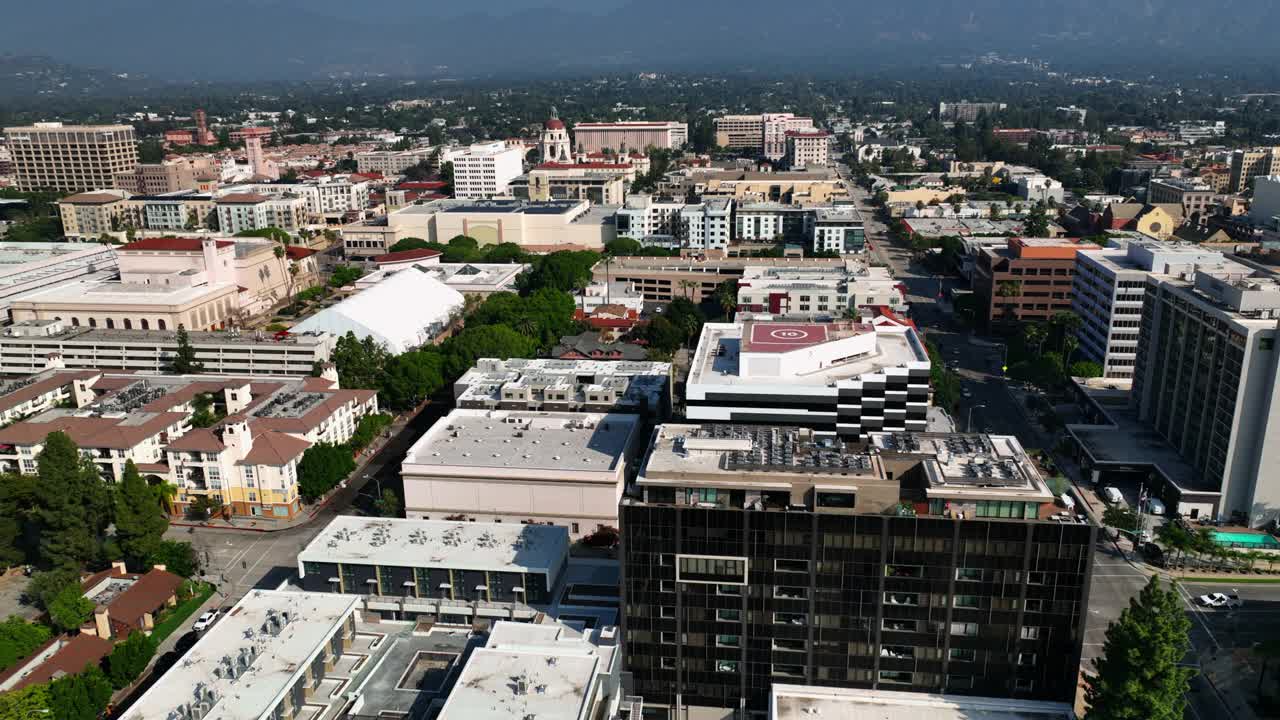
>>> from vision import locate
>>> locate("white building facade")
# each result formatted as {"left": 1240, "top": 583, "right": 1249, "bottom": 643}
{"left": 451, "top": 142, "right": 526, "bottom": 199}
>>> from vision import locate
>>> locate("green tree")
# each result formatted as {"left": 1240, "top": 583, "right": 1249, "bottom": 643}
{"left": 332, "top": 332, "right": 393, "bottom": 390}
{"left": 713, "top": 280, "right": 738, "bottom": 319}
{"left": 171, "top": 326, "right": 203, "bottom": 374}
{"left": 25, "top": 568, "right": 79, "bottom": 610}
{"left": 519, "top": 250, "right": 600, "bottom": 294}
{"left": 605, "top": 237, "right": 643, "bottom": 256}
{"left": 114, "top": 460, "right": 169, "bottom": 569}
{"left": 1070, "top": 360, "right": 1104, "bottom": 378}
{"left": 1102, "top": 505, "right": 1139, "bottom": 533}
{"left": 138, "top": 138, "right": 165, "bottom": 164}
{"left": 387, "top": 237, "right": 434, "bottom": 252}
{"left": 297, "top": 442, "right": 356, "bottom": 502}
{"left": 374, "top": 488, "right": 401, "bottom": 518}
{"left": 47, "top": 583, "right": 94, "bottom": 632}
{"left": 0, "top": 617, "right": 51, "bottom": 672}
{"left": 47, "top": 664, "right": 113, "bottom": 720}
{"left": 235, "top": 226, "right": 292, "bottom": 244}
{"left": 105, "top": 629, "right": 158, "bottom": 689}
{"left": 0, "top": 681, "right": 50, "bottom": 718}
{"left": 439, "top": 325, "right": 538, "bottom": 381}
{"left": 664, "top": 298, "right": 705, "bottom": 346}
{"left": 1024, "top": 203, "right": 1051, "bottom": 237}
{"left": 189, "top": 392, "right": 222, "bottom": 428}
{"left": 1085, "top": 576, "right": 1193, "bottom": 720}
{"left": 381, "top": 352, "right": 444, "bottom": 410}
{"left": 329, "top": 264, "right": 365, "bottom": 287}
{"left": 349, "top": 413, "right": 393, "bottom": 452}
{"left": 644, "top": 315, "right": 686, "bottom": 355}
{"left": 34, "top": 432, "right": 110, "bottom": 569}
{"left": 1023, "top": 322, "right": 1049, "bottom": 357}
{"left": 149, "top": 540, "right": 198, "bottom": 578}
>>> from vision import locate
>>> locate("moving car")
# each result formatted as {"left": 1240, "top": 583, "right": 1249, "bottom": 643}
{"left": 1197, "top": 592, "right": 1245, "bottom": 608}
{"left": 192, "top": 609, "right": 221, "bottom": 632}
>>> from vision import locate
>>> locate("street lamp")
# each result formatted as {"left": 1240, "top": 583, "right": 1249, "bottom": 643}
{"left": 967, "top": 404, "right": 987, "bottom": 433}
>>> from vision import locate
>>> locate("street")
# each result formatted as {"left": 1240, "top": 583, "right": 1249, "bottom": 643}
{"left": 844, "top": 175, "right": 1274, "bottom": 720}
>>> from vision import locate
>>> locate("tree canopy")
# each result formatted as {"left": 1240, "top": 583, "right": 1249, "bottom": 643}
{"left": 170, "top": 326, "right": 203, "bottom": 374}
{"left": 114, "top": 460, "right": 169, "bottom": 569}
{"left": 297, "top": 442, "right": 356, "bottom": 502}
{"left": 34, "top": 432, "right": 110, "bottom": 570}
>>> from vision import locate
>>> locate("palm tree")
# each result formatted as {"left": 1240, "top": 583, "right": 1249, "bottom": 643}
{"left": 1062, "top": 335, "right": 1080, "bottom": 374}
{"left": 1023, "top": 322, "right": 1048, "bottom": 357}
{"left": 678, "top": 279, "right": 697, "bottom": 300}
{"left": 154, "top": 481, "right": 179, "bottom": 516}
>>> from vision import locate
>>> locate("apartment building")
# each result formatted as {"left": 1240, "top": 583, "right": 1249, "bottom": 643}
{"left": 449, "top": 141, "right": 525, "bottom": 199}
{"left": 113, "top": 160, "right": 197, "bottom": 195}
{"left": 686, "top": 317, "right": 931, "bottom": 439}
{"left": 735, "top": 262, "right": 903, "bottom": 319}
{"left": 615, "top": 194, "right": 689, "bottom": 241}
{"left": 1228, "top": 147, "right": 1280, "bottom": 193}
{"left": 621, "top": 425, "right": 1093, "bottom": 715}
{"left": 214, "top": 193, "right": 270, "bottom": 234}
{"left": 0, "top": 321, "right": 334, "bottom": 376}
{"left": 572, "top": 121, "right": 689, "bottom": 153}
{"left": 812, "top": 206, "right": 866, "bottom": 254}
{"left": 58, "top": 190, "right": 139, "bottom": 240}
{"left": 736, "top": 203, "right": 814, "bottom": 243}
{"left": 355, "top": 147, "right": 436, "bottom": 175}
{"left": 3, "top": 123, "right": 138, "bottom": 192}
{"left": 714, "top": 114, "right": 816, "bottom": 160}
{"left": 973, "top": 238, "right": 1083, "bottom": 329}
{"left": 1072, "top": 240, "right": 1231, "bottom": 379}
{"left": 453, "top": 357, "right": 672, "bottom": 418}
{"left": 680, "top": 198, "right": 734, "bottom": 250}
{"left": 1147, "top": 178, "right": 1216, "bottom": 220}
{"left": 1250, "top": 175, "right": 1280, "bottom": 227}
{"left": 137, "top": 192, "right": 216, "bottom": 232}
{"left": 785, "top": 130, "right": 832, "bottom": 169}
{"left": 221, "top": 176, "right": 371, "bottom": 220}
{"left": 400, "top": 409, "right": 645, "bottom": 536}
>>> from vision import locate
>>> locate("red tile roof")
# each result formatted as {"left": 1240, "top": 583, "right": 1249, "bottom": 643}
{"left": 544, "top": 119, "right": 566, "bottom": 130}
{"left": 285, "top": 246, "right": 317, "bottom": 259}
{"left": 119, "top": 237, "right": 234, "bottom": 252}
{"left": 164, "top": 428, "right": 224, "bottom": 453}
{"left": 103, "top": 568, "right": 183, "bottom": 633}
{"left": 374, "top": 248, "right": 443, "bottom": 264}
{"left": 239, "top": 431, "right": 311, "bottom": 466}
{"left": 535, "top": 162, "right": 631, "bottom": 170}
{"left": 0, "top": 634, "right": 112, "bottom": 691}
{"left": 216, "top": 193, "right": 270, "bottom": 204}
{"left": 397, "top": 181, "right": 448, "bottom": 190}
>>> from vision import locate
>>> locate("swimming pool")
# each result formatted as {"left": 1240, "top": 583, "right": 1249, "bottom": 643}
{"left": 1212, "top": 531, "right": 1280, "bottom": 549}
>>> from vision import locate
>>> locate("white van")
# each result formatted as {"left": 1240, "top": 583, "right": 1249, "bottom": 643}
{"left": 1145, "top": 498, "right": 1166, "bottom": 516}
{"left": 1102, "top": 486, "right": 1124, "bottom": 505}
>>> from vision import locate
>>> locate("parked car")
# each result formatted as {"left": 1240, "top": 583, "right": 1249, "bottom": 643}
{"left": 192, "top": 609, "right": 221, "bottom": 633}
{"left": 1145, "top": 498, "right": 1166, "bottom": 515}
{"left": 1139, "top": 542, "right": 1165, "bottom": 566}
{"left": 1101, "top": 486, "right": 1124, "bottom": 505}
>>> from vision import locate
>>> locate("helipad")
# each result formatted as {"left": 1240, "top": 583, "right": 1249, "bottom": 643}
{"left": 742, "top": 322, "right": 830, "bottom": 353}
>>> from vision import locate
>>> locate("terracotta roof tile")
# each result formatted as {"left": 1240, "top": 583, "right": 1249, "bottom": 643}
{"left": 373, "top": 248, "right": 442, "bottom": 264}
{"left": 119, "top": 237, "right": 234, "bottom": 252}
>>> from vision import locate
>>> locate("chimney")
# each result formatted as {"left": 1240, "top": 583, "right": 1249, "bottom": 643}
{"left": 44, "top": 352, "right": 65, "bottom": 371}
{"left": 111, "top": 560, "right": 127, "bottom": 575}
{"left": 319, "top": 361, "right": 340, "bottom": 387}
{"left": 201, "top": 238, "right": 222, "bottom": 284}
{"left": 93, "top": 608, "right": 111, "bottom": 639}
{"left": 152, "top": 564, "right": 167, "bottom": 572}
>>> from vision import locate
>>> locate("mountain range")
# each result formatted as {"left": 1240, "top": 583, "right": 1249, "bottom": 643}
{"left": 1, "top": 0, "right": 1278, "bottom": 81}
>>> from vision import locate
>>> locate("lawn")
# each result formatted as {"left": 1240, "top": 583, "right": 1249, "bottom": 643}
{"left": 150, "top": 582, "right": 216, "bottom": 644}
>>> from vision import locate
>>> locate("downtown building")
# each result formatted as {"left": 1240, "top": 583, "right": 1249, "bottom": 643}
{"left": 3, "top": 123, "right": 139, "bottom": 193}
{"left": 686, "top": 317, "right": 930, "bottom": 439}
{"left": 714, "top": 114, "right": 817, "bottom": 161}
{"left": 620, "top": 425, "right": 1094, "bottom": 717}
{"left": 572, "top": 121, "right": 689, "bottom": 154}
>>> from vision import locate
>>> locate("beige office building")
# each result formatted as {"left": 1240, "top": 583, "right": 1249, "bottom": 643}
{"left": 1229, "top": 147, "right": 1280, "bottom": 193}
{"left": 3, "top": 123, "right": 138, "bottom": 192}
{"left": 58, "top": 191, "right": 140, "bottom": 240}
{"left": 571, "top": 121, "right": 688, "bottom": 153}
{"left": 714, "top": 113, "right": 816, "bottom": 160}
{"left": 596, "top": 256, "right": 845, "bottom": 303}
{"left": 113, "top": 160, "right": 197, "bottom": 195}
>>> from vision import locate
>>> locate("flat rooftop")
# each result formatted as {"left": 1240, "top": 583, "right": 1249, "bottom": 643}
{"left": 770, "top": 685, "right": 1075, "bottom": 720}
{"left": 120, "top": 590, "right": 359, "bottom": 720}
{"left": 404, "top": 409, "right": 640, "bottom": 474}
{"left": 688, "top": 321, "right": 928, "bottom": 388}
{"left": 346, "top": 624, "right": 473, "bottom": 718}
{"left": 0, "top": 323, "right": 332, "bottom": 347}
{"left": 641, "top": 424, "right": 883, "bottom": 483}
{"left": 870, "top": 432, "right": 1056, "bottom": 501}
{"left": 437, "top": 621, "right": 616, "bottom": 720}
{"left": 299, "top": 517, "right": 569, "bottom": 575}
{"left": 13, "top": 279, "right": 235, "bottom": 306}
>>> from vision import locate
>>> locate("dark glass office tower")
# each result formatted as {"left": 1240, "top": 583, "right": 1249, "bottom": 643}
{"left": 621, "top": 426, "right": 1096, "bottom": 718}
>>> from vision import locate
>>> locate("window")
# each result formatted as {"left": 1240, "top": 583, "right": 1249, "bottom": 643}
{"left": 243, "top": 465, "right": 256, "bottom": 487}
{"left": 879, "top": 670, "right": 913, "bottom": 684}
{"left": 1025, "top": 599, "right": 1044, "bottom": 612}
{"left": 885, "top": 592, "right": 919, "bottom": 606}
{"left": 948, "top": 675, "right": 974, "bottom": 690}
{"left": 1262, "top": 338, "right": 1275, "bottom": 351}
{"left": 123, "top": 319, "right": 132, "bottom": 330}
{"left": 715, "top": 634, "right": 740, "bottom": 648}
{"left": 774, "top": 559, "right": 809, "bottom": 573}
{"left": 1017, "top": 653, "right": 1036, "bottom": 666}
{"left": 715, "top": 660, "right": 738, "bottom": 673}
{"left": 677, "top": 555, "right": 747, "bottom": 585}
{"left": 882, "top": 619, "right": 918, "bottom": 633}
{"left": 688, "top": 488, "right": 719, "bottom": 504}
{"left": 716, "top": 584, "right": 742, "bottom": 596}
{"left": 773, "top": 664, "right": 805, "bottom": 677}
{"left": 158, "top": 320, "right": 167, "bottom": 330}
{"left": 140, "top": 319, "right": 149, "bottom": 330}
{"left": 660, "top": 657, "right": 675, "bottom": 670}
{"left": 954, "top": 595, "right": 980, "bottom": 609}
{"left": 949, "top": 648, "right": 976, "bottom": 662}
{"left": 105, "top": 318, "right": 114, "bottom": 329}
{"left": 660, "top": 580, "right": 674, "bottom": 592}
{"left": 956, "top": 568, "right": 982, "bottom": 581}
{"left": 716, "top": 608, "right": 741, "bottom": 622}
{"left": 1028, "top": 571, "right": 1047, "bottom": 585}
{"left": 816, "top": 491, "right": 856, "bottom": 508}
{"left": 1015, "top": 679, "right": 1035, "bottom": 692}
{"left": 571, "top": 523, "right": 579, "bottom": 534}
{"left": 1020, "top": 626, "right": 1041, "bottom": 640}
{"left": 71, "top": 317, "right": 79, "bottom": 327}
{"left": 660, "top": 606, "right": 675, "bottom": 619}
{"left": 950, "top": 622, "right": 978, "bottom": 637}
{"left": 774, "top": 612, "right": 807, "bottom": 625}
{"left": 659, "top": 632, "right": 675, "bottom": 644}
{"left": 89, "top": 318, "right": 96, "bottom": 327}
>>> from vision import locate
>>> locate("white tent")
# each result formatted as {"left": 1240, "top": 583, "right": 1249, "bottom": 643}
{"left": 292, "top": 267, "right": 465, "bottom": 353}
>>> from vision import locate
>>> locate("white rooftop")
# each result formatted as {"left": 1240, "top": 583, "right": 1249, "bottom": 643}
{"left": 356, "top": 262, "right": 528, "bottom": 293}
{"left": 120, "top": 590, "right": 359, "bottom": 720}
{"left": 437, "top": 621, "right": 617, "bottom": 720}
{"left": 12, "top": 278, "right": 235, "bottom": 307}
{"left": 298, "top": 516, "right": 569, "bottom": 575}
{"left": 404, "top": 409, "right": 640, "bottom": 474}
{"left": 291, "top": 267, "right": 465, "bottom": 353}
{"left": 770, "top": 685, "right": 1075, "bottom": 720}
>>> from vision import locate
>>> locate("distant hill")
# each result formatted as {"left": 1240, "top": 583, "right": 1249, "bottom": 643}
{"left": 1, "top": 0, "right": 1278, "bottom": 81}
{"left": 0, "top": 55, "right": 155, "bottom": 100}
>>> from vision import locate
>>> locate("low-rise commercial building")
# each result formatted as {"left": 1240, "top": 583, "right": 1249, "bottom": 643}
{"left": 401, "top": 409, "right": 644, "bottom": 536}
{"left": 1147, "top": 178, "right": 1216, "bottom": 221}
{"left": 974, "top": 238, "right": 1083, "bottom": 329}
{"left": 113, "top": 160, "right": 197, "bottom": 195}
{"left": 572, "top": 121, "right": 688, "bottom": 153}
{"left": 291, "top": 266, "right": 464, "bottom": 353}
{"left": 356, "top": 261, "right": 527, "bottom": 297}
{"left": 0, "top": 242, "right": 119, "bottom": 318}
{"left": 686, "top": 317, "right": 930, "bottom": 438}
{"left": 298, "top": 517, "right": 569, "bottom": 619}
{"left": 735, "top": 262, "right": 904, "bottom": 319}
{"left": 355, "top": 147, "right": 437, "bottom": 175}
{"left": 785, "top": 130, "right": 832, "bottom": 169}
{"left": 454, "top": 357, "right": 671, "bottom": 418}
{"left": 119, "top": 590, "right": 362, "bottom": 720}
{"left": 622, "top": 425, "right": 1091, "bottom": 715}
{"left": 0, "top": 321, "right": 334, "bottom": 376}
{"left": 596, "top": 256, "right": 845, "bottom": 303}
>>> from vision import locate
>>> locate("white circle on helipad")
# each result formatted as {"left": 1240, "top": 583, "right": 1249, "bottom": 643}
{"left": 770, "top": 329, "right": 808, "bottom": 340}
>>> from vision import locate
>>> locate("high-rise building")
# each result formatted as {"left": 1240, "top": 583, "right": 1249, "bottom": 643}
{"left": 448, "top": 141, "right": 526, "bottom": 199}
{"left": 3, "top": 123, "right": 138, "bottom": 192}
{"left": 973, "top": 238, "right": 1083, "bottom": 329}
{"left": 785, "top": 131, "right": 832, "bottom": 169}
{"left": 1128, "top": 266, "right": 1280, "bottom": 525}
{"left": 620, "top": 425, "right": 1094, "bottom": 716}
{"left": 1228, "top": 147, "right": 1280, "bottom": 194}
{"left": 1072, "top": 239, "right": 1233, "bottom": 379}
